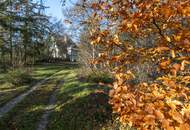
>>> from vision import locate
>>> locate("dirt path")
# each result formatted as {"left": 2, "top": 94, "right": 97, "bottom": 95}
{"left": 37, "top": 80, "right": 64, "bottom": 130}
{"left": 0, "top": 71, "right": 62, "bottom": 119}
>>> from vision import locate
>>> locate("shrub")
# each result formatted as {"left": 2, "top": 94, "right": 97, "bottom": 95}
{"left": 87, "top": 72, "right": 114, "bottom": 84}
{"left": 5, "top": 69, "right": 33, "bottom": 86}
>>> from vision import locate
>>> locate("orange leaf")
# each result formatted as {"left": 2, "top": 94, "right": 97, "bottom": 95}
{"left": 170, "top": 110, "right": 184, "bottom": 124}
{"left": 155, "top": 110, "right": 164, "bottom": 120}
{"left": 143, "top": 115, "right": 155, "bottom": 125}
{"left": 161, "top": 119, "right": 170, "bottom": 128}
{"left": 166, "top": 126, "right": 175, "bottom": 130}
{"left": 160, "top": 60, "right": 171, "bottom": 69}
{"left": 180, "top": 123, "right": 190, "bottom": 130}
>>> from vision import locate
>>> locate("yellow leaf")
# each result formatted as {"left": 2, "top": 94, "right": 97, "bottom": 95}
{"left": 133, "top": 24, "right": 138, "bottom": 31}
{"left": 160, "top": 60, "right": 171, "bottom": 69}
{"left": 96, "top": 37, "right": 101, "bottom": 43}
{"left": 156, "top": 47, "right": 170, "bottom": 52}
{"left": 113, "top": 34, "right": 120, "bottom": 45}
{"left": 167, "top": 100, "right": 176, "bottom": 110}
{"left": 166, "top": 36, "right": 171, "bottom": 42}
{"left": 174, "top": 35, "right": 181, "bottom": 41}
{"left": 110, "top": 7, "right": 114, "bottom": 12}
{"left": 127, "top": 23, "right": 132, "bottom": 28}
{"left": 171, "top": 50, "right": 176, "bottom": 58}
{"left": 90, "top": 41, "right": 95, "bottom": 45}
{"left": 163, "top": 24, "right": 167, "bottom": 29}
{"left": 181, "top": 60, "right": 190, "bottom": 71}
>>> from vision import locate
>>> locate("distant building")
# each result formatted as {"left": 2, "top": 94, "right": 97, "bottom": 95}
{"left": 49, "top": 35, "right": 78, "bottom": 61}
{"left": 67, "top": 44, "right": 78, "bottom": 62}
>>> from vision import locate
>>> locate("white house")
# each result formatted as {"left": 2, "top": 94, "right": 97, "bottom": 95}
{"left": 49, "top": 35, "right": 78, "bottom": 61}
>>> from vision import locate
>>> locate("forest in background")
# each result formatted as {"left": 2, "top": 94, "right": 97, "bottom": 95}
{"left": 0, "top": 0, "right": 76, "bottom": 70}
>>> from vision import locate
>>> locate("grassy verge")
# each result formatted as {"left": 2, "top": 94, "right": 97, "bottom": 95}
{"left": 47, "top": 68, "right": 113, "bottom": 130}
{"left": 0, "top": 69, "right": 68, "bottom": 130}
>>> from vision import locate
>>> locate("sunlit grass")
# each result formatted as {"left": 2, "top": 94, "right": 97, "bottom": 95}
{"left": 0, "top": 64, "right": 67, "bottom": 108}
{"left": 0, "top": 66, "right": 67, "bottom": 130}
{"left": 0, "top": 64, "right": 115, "bottom": 130}
{"left": 47, "top": 69, "right": 112, "bottom": 130}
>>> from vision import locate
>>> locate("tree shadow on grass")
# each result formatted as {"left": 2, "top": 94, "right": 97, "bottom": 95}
{"left": 48, "top": 86, "right": 113, "bottom": 130}
{"left": 0, "top": 82, "right": 56, "bottom": 130}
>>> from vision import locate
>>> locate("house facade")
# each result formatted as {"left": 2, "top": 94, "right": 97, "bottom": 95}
{"left": 49, "top": 35, "right": 78, "bottom": 62}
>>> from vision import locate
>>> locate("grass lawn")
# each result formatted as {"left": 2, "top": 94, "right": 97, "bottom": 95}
{"left": 31, "top": 64, "right": 66, "bottom": 80}
{"left": 0, "top": 64, "right": 68, "bottom": 107}
{"left": 0, "top": 64, "right": 123, "bottom": 130}
{"left": 47, "top": 68, "right": 113, "bottom": 130}
{"left": 0, "top": 68, "right": 69, "bottom": 130}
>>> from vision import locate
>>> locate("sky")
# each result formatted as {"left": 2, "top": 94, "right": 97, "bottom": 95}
{"left": 45, "top": 0, "right": 77, "bottom": 21}
{"left": 44, "top": 0, "right": 79, "bottom": 42}
{"left": 45, "top": 0, "right": 64, "bottom": 20}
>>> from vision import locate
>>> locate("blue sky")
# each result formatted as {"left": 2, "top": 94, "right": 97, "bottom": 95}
{"left": 45, "top": 0, "right": 63, "bottom": 20}
{"left": 45, "top": 0, "right": 77, "bottom": 20}
{"left": 44, "top": 0, "right": 79, "bottom": 42}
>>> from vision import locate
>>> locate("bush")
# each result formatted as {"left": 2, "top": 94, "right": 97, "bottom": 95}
{"left": 5, "top": 69, "right": 33, "bottom": 86}
{"left": 87, "top": 72, "right": 113, "bottom": 84}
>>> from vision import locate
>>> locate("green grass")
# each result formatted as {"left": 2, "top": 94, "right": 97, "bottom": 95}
{"left": 0, "top": 63, "right": 119, "bottom": 130}
{"left": 0, "top": 69, "right": 68, "bottom": 130}
{"left": 47, "top": 69, "right": 113, "bottom": 130}
{"left": 31, "top": 64, "right": 66, "bottom": 80}
{"left": 0, "top": 64, "right": 67, "bottom": 107}
{"left": 0, "top": 85, "right": 27, "bottom": 107}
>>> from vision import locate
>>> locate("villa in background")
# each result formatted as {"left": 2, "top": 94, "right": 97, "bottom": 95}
{"left": 50, "top": 35, "right": 78, "bottom": 62}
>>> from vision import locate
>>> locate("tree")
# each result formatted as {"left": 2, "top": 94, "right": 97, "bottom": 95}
{"left": 86, "top": 0, "right": 190, "bottom": 129}
{"left": 0, "top": 0, "right": 52, "bottom": 68}
{"left": 64, "top": 0, "right": 113, "bottom": 73}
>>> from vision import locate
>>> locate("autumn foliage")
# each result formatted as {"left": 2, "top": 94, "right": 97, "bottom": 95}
{"left": 88, "top": 0, "right": 190, "bottom": 129}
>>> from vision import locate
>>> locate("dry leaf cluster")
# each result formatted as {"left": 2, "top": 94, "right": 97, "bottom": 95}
{"left": 88, "top": 0, "right": 190, "bottom": 129}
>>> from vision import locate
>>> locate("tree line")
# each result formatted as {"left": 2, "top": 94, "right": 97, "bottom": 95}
{"left": 0, "top": 0, "right": 68, "bottom": 70}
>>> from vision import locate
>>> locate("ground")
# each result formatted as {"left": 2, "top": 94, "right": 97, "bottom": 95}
{"left": 0, "top": 64, "right": 64, "bottom": 107}
{"left": 0, "top": 63, "right": 118, "bottom": 130}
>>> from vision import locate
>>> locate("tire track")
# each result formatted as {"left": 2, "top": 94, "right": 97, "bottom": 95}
{"left": 0, "top": 71, "right": 62, "bottom": 119}
{"left": 37, "top": 80, "right": 64, "bottom": 130}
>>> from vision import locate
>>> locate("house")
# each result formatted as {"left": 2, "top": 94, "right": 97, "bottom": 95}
{"left": 67, "top": 44, "right": 78, "bottom": 62}
{"left": 49, "top": 35, "right": 78, "bottom": 62}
